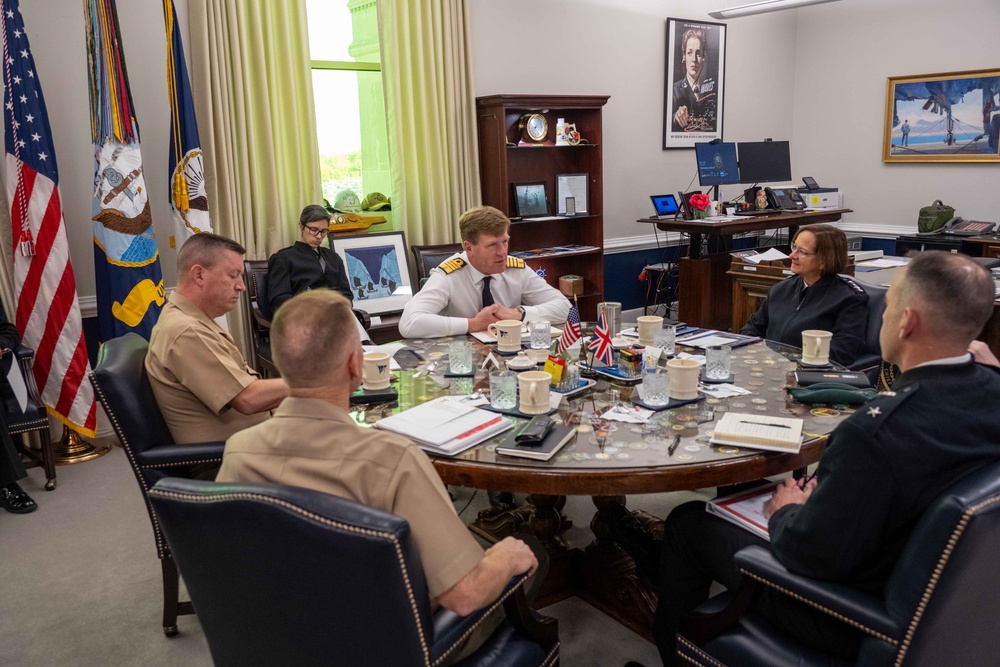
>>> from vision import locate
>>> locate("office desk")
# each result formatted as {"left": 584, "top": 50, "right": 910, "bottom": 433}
{"left": 355, "top": 335, "right": 847, "bottom": 639}
{"left": 637, "top": 209, "right": 851, "bottom": 330}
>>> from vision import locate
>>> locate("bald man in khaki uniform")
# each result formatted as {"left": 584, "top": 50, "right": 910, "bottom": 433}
{"left": 217, "top": 290, "right": 537, "bottom": 664}
{"left": 146, "top": 234, "right": 287, "bottom": 477}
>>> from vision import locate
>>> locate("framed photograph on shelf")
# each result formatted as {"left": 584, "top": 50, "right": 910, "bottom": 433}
{"left": 513, "top": 182, "right": 550, "bottom": 218}
{"left": 556, "top": 173, "right": 589, "bottom": 215}
{"left": 331, "top": 231, "right": 412, "bottom": 315}
{"left": 663, "top": 17, "right": 726, "bottom": 149}
{"left": 882, "top": 68, "right": 1000, "bottom": 163}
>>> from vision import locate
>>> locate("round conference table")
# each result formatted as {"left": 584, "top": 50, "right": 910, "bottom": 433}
{"left": 353, "top": 332, "right": 855, "bottom": 638}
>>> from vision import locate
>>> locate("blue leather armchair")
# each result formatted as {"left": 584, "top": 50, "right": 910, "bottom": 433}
{"left": 676, "top": 459, "right": 1000, "bottom": 666}
{"left": 149, "top": 477, "right": 560, "bottom": 667}
{"left": 88, "top": 332, "right": 225, "bottom": 636}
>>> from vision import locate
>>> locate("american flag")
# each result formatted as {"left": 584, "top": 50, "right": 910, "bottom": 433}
{"left": 2, "top": 0, "right": 97, "bottom": 436}
{"left": 556, "top": 300, "right": 581, "bottom": 352}
{"left": 588, "top": 308, "right": 615, "bottom": 367}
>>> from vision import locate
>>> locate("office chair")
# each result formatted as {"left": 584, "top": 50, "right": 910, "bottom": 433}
{"left": 89, "top": 333, "right": 226, "bottom": 636}
{"left": 150, "top": 477, "right": 560, "bottom": 667}
{"left": 411, "top": 243, "right": 462, "bottom": 291}
{"left": 676, "top": 459, "right": 1000, "bottom": 666}
{"left": 847, "top": 280, "right": 887, "bottom": 380}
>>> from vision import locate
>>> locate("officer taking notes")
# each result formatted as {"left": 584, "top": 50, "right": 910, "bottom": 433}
{"left": 398, "top": 205, "right": 570, "bottom": 338}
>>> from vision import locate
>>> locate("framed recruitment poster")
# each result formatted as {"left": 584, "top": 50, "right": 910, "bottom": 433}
{"left": 663, "top": 17, "right": 727, "bottom": 149}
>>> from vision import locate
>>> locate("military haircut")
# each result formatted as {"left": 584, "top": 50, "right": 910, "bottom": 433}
{"left": 271, "top": 289, "right": 357, "bottom": 388}
{"left": 459, "top": 205, "right": 510, "bottom": 245}
{"left": 900, "top": 251, "right": 995, "bottom": 342}
{"left": 177, "top": 232, "right": 246, "bottom": 276}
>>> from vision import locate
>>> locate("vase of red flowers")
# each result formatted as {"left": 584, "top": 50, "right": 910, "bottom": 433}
{"left": 689, "top": 193, "right": 711, "bottom": 219}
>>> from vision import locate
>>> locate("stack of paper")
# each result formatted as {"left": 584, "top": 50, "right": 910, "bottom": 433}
{"left": 374, "top": 396, "right": 513, "bottom": 455}
{"left": 706, "top": 481, "right": 779, "bottom": 541}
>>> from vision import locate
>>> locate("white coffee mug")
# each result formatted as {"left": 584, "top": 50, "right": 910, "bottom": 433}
{"left": 488, "top": 319, "right": 523, "bottom": 353}
{"left": 667, "top": 358, "right": 700, "bottom": 400}
{"left": 637, "top": 315, "right": 664, "bottom": 347}
{"left": 801, "top": 330, "right": 833, "bottom": 366}
{"left": 518, "top": 370, "right": 552, "bottom": 415}
{"left": 362, "top": 352, "right": 391, "bottom": 390}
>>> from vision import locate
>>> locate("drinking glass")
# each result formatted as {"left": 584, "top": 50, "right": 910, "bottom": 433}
{"left": 528, "top": 320, "right": 551, "bottom": 350}
{"left": 488, "top": 370, "right": 517, "bottom": 410}
{"left": 448, "top": 341, "right": 473, "bottom": 374}
{"left": 654, "top": 325, "right": 676, "bottom": 355}
{"left": 642, "top": 367, "right": 670, "bottom": 406}
{"left": 705, "top": 345, "right": 732, "bottom": 381}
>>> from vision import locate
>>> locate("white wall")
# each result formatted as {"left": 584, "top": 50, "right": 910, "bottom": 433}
{"left": 18, "top": 0, "right": 179, "bottom": 311}
{"left": 790, "top": 0, "right": 1000, "bottom": 228}
{"left": 468, "top": 0, "right": 800, "bottom": 246}
{"left": 470, "top": 0, "right": 1000, "bottom": 244}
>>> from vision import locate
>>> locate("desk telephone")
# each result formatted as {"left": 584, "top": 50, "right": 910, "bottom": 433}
{"left": 765, "top": 187, "right": 806, "bottom": 211}
{"left": 939, "top": 217, "right": 996, "bottom": 237}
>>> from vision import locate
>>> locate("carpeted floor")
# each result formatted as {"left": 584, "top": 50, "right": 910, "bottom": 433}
{"left": 2, "top": 443, "right": 712, "bottom": 666}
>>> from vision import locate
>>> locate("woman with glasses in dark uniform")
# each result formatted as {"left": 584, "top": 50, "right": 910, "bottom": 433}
{"left": 741, "top": 224, "right": 869, "bottom": 367}
{"left": 267, "top": 205, "right": 354, "bottom": 316}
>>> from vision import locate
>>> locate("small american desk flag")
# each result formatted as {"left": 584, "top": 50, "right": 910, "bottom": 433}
{"left": 588, "top": 309, "right": 615, "bottom": 367}
{"left": 557, "top": 301, "right": 581, "bottom": 353}
{"left": 2, "top": 0, "right": 97, "bottom": 436}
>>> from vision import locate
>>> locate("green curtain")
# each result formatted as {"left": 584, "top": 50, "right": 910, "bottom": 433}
{"left": 378, "top": 0, "right": 482, "bottom": 248}
{"left": 188, "top": 0, "right": 321, "bottom": 356}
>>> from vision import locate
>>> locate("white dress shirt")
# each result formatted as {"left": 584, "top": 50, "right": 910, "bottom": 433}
{"left": 398, "top": 252, "right": 571, "bottom": 338}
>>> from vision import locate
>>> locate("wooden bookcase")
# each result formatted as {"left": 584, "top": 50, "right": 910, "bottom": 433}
{"left": 476, "top": 94, "right": 609, "bottom": 320}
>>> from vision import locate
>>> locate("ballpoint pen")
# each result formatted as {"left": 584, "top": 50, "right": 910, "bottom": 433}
{"left": 668, "top": 433, "right": 681, "bottom": 457}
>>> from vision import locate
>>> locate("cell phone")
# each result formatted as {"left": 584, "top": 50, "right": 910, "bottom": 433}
{"left": 801, "top": 176, "right": 819, "bottom": 191}
{"left": 393, "top": 348, "right": 423, "bottom": 369}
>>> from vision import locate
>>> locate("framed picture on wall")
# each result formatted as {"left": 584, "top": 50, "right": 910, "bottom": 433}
{"left": 331, "top": 231, "right": 412, "bottom": 314}
{"left": 663, "top": 17, "right": 727, "bottom": 150}
{"left": 882, "top": 68, "right": 1000, "bottom": 163}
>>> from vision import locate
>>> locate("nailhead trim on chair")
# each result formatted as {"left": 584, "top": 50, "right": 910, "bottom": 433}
{"left": 739, "top": 570, "right": 900, "bottom": 645}
{"left": 141, "top": 460, "right": 223, "bottom": 470}
{"left": 677, "top": 636, "right": 727, "bottom": 666}
{"left": 541, "top": 642, "right": 560, "bottom": 666}
{"left": 893, "top": 494, "right": 1000, "bottom": 667}
{"left": 8, "top": 418, "right": 50, "bottom": 435}
{"left": 148, "top": 488, "right": 435, "bottom": 666}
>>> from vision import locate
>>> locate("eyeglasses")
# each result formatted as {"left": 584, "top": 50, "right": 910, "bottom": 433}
{"left": 789, "top": 244, "right": 817, "bottom": 257}
{"left": 303, "top": 225, "right": 328, "bottom": 237}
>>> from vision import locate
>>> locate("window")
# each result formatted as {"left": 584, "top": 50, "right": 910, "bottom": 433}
{"left": 306, "top": 0, "right": 391, "bottom": 209}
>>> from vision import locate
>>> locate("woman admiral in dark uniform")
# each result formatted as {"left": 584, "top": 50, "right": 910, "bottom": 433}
{"left": 741, "top": 224, "right": 868, "bottom": 366}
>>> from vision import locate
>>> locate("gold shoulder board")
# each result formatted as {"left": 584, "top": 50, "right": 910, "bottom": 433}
{"left": 438, "top": 257, "right": 467, "bottom": 274}
{"left": 506, "top": 257, "right": 525, "bottom": 269}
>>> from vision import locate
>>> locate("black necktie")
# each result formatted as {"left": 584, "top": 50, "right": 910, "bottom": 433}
{"left": 481, "top": 276, "right": 494, "bottom": 308}
{"left": 317, "top": 250, "right": 327, "bottom": 273}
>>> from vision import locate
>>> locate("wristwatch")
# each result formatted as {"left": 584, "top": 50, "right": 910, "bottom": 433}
{"left": 516, "top": 306, "right": 526, "bottom": 321}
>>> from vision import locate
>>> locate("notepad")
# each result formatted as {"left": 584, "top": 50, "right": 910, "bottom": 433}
{"left": 706, "top": 481, "right": 779, "bottom": 541}
{"left": 374, "top": 396, "right": 514, "bottom": 456}
{"left": 710, "top": 412, "right": 804, "bottom": 453}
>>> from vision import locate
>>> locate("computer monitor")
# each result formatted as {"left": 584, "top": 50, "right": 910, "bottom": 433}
{"left": 695, "top": 142, "right": 740, "bottom": 186}
{"left": 737, "top": 140, "right": 792, "bottom": 184}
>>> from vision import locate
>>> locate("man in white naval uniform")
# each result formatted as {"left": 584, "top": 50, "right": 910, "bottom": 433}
{"left": 399, "top": 206, "right": 570, "bottom": 339}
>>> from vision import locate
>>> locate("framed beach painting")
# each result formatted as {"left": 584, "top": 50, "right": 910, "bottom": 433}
{"left": 331, "top": 231, "right": 412, "bottom": 314}
{"left": 883, "top": 68, "right": 1000, "bottom": 163}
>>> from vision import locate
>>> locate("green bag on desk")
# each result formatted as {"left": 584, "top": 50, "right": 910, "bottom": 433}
{"left": 917, "top": 200, "right": 955, "bottom": 233}
{"left": 789, "top": 382, "right": 877, "bottom": 405}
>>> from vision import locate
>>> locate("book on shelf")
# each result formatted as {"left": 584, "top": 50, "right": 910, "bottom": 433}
{"left": 706, "top": 481, "right": 779, "bottom": 541}
{"left": 709, "top": 412, "right": 804, "bottom": 453}
{"left": 374, "top": 396, "right": 513, "bottom": 456}
{"left": 495, "top": 424, "right": 577, "bottom": 461}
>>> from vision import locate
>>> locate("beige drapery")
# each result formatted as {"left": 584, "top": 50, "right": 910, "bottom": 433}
{"left": 378, "top": 0, "right": 481, "bottom": 248}
{"left": 187, "top": 0, "right": 321, "bottom": 357}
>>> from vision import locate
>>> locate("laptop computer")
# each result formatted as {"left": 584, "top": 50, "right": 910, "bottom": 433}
{"left": 650, "top": 194, "right": 679, "bottom": 218}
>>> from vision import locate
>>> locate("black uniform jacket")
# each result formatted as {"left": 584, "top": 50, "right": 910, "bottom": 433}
{"left": 741, "top": 273, "right": 868, "bottom": 366}
{"left": 769, "top": 359, "right": 1000, "bottom": 594}
{"left": 267, "top": 242, "right": 353, "bottom": 315}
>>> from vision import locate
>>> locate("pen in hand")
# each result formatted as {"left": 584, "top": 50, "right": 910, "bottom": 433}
{"left": 668, "top": 434, "right": 681, "bottom": 457}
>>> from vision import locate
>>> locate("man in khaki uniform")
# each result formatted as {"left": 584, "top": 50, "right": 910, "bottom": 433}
{"left": 217, "top": 290, "right": 538, "bottom": 663}
{"left": 146, "top": 234, "right": 287, "bottom": 456}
